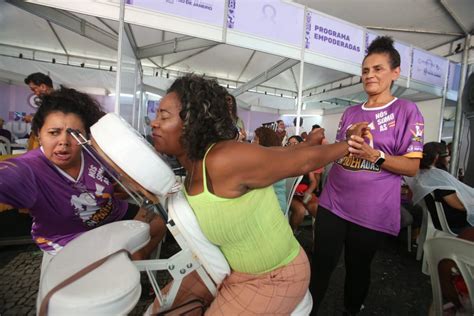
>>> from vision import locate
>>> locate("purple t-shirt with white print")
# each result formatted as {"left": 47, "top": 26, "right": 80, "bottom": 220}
{"left": 0, "top": 148, "right": 128, "bottom": 254}
{"left": 319, "top": 98, "right": 424, "bottom": 235}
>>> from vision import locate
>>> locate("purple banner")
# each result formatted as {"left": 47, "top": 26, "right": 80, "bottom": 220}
{"left": 228, "top": 0, "right": 304, "bottom": 47}
{"left": 127, "top": 0, "right": 226, "bottom": 26}
{"left": 366, "top": 32, "right": 411, "bottom": 78}
{"left": 411, "top": 49, "right": 448, "bottom": 87}
{"left": 447, "top": 62, "right": 461, "bottom": 92}
{"left": 306, "top": 11, "right": 364, "bottom": 64}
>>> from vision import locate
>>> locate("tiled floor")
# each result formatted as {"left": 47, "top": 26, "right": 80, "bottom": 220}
{"left": 0, "top": 226, "right": 431, "bottom": 315}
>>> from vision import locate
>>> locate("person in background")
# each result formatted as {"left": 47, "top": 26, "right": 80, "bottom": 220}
{"left": 253, "top": 126, "right": 287, "bottom": 213}
{"left": 310, "top": 36, "right": 424, "bottom": 315}
{"left": 225, "top": 93, "right": 246, "bottom": 141}
{"left": 446, "top": 141, "right": 465, "bottom": 182}
{"left": 286, "top": 135, "right": 319, "bottom": 233}
{"left": 286, "top": 117, "right": 308, "bottom": 140}
{"left": 24, "top": 72, "right": 54, "bottom": 97}
{"left": 24, "top": 72, "right": 55, "bottom": 150}
{"left": 275, "top": 119, "right": 287, "bottom": 145}
{"left": 0, "top": 117, "right": 12, "bottom": 143}
{"left": 311, "top": 124, "right": 328, "bottom": 196}
{"left": 435, "top": 141, "right": 450, "bottom": 171}
{"left": 150, "top": 74, "right": 366, "bottom": 314}
{"left": 0, "top": 87, "right": 166, "bottom": 272}
{"left": 408, "top": 141, "right": 472, "bottom": 234}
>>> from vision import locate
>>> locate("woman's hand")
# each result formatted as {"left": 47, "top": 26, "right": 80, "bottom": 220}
{"left": 306, "top": 128, "right": 325, "bottom": 146}
{"left": 345, "top": 122, "right": 369, "bottom": 141}
{"left": 347, "top": 135, "right": 380, "bottom": 162}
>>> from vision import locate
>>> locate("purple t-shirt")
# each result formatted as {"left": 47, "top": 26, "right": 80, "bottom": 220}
{"left": 319, "top": 98, "right": 424, "bottom": 235}
{"left": 0, "top": 149, "right": 128, "bottom": 254}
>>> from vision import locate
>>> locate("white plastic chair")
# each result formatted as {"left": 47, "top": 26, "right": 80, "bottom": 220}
{"left": 284, "top": 175, "right": 303, "bottom": 218}
{"left": 424, "top": 236, "right": 474, "bottom": 316}
{"left": 0, "top": 135, "right": 11, "bottom": 155}
{"left": 416, "top": 195, "right": 454, "bottom": 275}
{"left": 428, "top": 192, "right": 457, "bottom": 236}
{"left": 400, "top": 205, "right": 413, "bottom": 252}
{"left": 38, "top": 191, "right": 313, "bottom": 315}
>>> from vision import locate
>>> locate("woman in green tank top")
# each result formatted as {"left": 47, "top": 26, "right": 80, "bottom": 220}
{"left": 150, "top": 75, "right": 366, "bottom": 314}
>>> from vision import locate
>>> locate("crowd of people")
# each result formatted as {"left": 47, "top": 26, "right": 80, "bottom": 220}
{"left": 0, "top": 35, "right": 472, "bottom": 315}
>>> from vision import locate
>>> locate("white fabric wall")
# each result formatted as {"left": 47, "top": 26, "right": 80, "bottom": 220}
{"left": 279, "top": 115, "right": 323, "bottom": 135}
{"left": 416, "top": 98, "right": 442, "bottom": 143}
{"left": 321, "top": 111, "right": 344, "bottom": 143}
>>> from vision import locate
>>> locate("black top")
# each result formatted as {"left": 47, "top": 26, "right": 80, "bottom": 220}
{"left": 0, "top": 128, "right": 12, "bottom": 143}
{"left": 431, "top": 189, "right": 470, "bottom": 233}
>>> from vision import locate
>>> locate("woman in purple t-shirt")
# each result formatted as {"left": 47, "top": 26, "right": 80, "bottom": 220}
{"left": 0, "top": 87, "right": 165, "bottom": 264}
{"left": 310, "top": 37, "right": 424, "bottom": 315}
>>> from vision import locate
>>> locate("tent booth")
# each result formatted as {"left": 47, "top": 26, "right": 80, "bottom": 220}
{"left": 0, "top": 0, "right": 471, "bottom": 172}
{"left": 0, "top": 0, "right": 461, "bottom": 144}
{"left": 1, "top": 0, "right": 473, "bottom": 313}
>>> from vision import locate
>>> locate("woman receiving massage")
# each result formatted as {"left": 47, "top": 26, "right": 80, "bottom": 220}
{"left": 150, "top": 74, "right": 367, "bottom": 314}
{"left": 0, "top": 87, "right": 165, "bottom": 273}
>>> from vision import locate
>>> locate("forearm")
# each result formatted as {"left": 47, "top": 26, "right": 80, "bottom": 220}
{"left": 381, "top": 155, "right": 419, "bottom": 177}
{"left": 299, "top": 142, "right": 349, "bottom": 175}
{"left": 443, "top": 193, "right": 466, "bottom": 211}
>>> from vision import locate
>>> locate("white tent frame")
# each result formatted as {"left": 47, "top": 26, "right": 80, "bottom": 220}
{"left": 5, "top": 0, "right": 473, "bottom": 174}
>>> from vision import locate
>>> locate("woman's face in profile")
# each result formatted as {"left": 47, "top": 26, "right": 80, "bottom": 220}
{"left": 38, "top": 111, "right": 85, "bottom": 176}
{"left": 225, "top": 95, "right": 234, "bottom": 113}
{"left": 151, "top": 92, "right": 184, "bottom": 157}
{"left": 362, "top": 53, "right": 400, "bottom": 96}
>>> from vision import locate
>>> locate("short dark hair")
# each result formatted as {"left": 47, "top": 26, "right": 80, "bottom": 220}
{"left": 293, "top": 117, "right": 303, "bottom": 126}
{"left": 168, "top": 75, "right": 237, "bottom": 161}
{"left": 420, "top": 142, "right": 447, "bottom": 169}
{"left": 24, "top": 72, "right": 53, "bottom": 88}
{"left": 254, "top": 127, "right": 281, "bottom": 147}
{"left": 32, "top": 86, "right": 104, "bottom": 136}
{"left": 312, "top": 124, "right": 321, "bottom": 131}
{"left": 288, "top": 135, "right": 303, "bottom": 143}
{"left": 365, "top": 36, "right": 400, "bottom": 70}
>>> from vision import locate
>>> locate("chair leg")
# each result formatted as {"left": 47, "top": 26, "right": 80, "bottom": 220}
{"left": 417, "top": 218, "right": 428, "bottom": 261}
{"left": 407, "top": 224, "right": 412, "bottom": 253}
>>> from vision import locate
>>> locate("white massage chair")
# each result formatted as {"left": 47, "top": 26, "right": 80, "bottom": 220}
{"left": 37, "top": 113, "right": 313, "bottom": 315}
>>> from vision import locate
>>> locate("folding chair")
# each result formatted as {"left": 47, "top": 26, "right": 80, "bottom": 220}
{"left": 37, "top": 113, "right": 313, "bottom": 315}
{"left": 284, "top": 175, "right": 303, "bottom": 218}
{"left": 0, "top": 136, "right": 11, "bottom": 155}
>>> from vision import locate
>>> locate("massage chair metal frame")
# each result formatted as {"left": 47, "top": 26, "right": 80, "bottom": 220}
{"left": 39, "top": 127, "right": 310, "bottom": 315}
{"left": 65, "top": 128, "right": 220, "bottom": 312}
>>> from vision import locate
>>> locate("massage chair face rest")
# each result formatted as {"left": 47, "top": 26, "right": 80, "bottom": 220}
{"left": 90, "top": 113, "right": 176, "bottom": 198}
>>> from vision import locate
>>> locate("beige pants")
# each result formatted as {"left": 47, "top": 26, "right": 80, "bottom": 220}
{"left": 148, "top": 248, "right": 310, "bottom": 315}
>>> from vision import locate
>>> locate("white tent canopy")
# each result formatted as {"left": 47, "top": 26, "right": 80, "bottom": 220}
{"left": 1, "top": 0, "right": 472, "bottom": 111}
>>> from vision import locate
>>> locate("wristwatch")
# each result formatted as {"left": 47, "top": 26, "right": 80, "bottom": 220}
{"left": 374, "top": 150, "right": 385, "bottom": 167}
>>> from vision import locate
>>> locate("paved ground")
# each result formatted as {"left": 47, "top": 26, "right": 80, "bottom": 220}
{"left": 0, "top": 225, "right": 431, "bottom": 315}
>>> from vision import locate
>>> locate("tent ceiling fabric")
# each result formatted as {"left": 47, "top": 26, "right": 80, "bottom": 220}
{"left": 295, "top": 0, "right": 471, "bottom": 49}
{"left": 0, "top": 0, "right": 472, "bottom": 112}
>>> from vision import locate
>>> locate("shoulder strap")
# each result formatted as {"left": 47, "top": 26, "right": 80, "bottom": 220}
{"left": 201, "top": 143, "right": 216, "bottom": 192}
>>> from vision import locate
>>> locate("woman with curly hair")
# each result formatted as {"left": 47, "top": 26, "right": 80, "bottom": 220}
{"left": 151, "top": 74, "right": 366, "bottom": 314}
{"left": 0, "top": 87, "right": 165, "bottom": 273}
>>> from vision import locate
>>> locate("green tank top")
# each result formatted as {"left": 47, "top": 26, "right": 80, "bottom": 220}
{"left": 184, "top": 144, "right": 300, "bottom": 274}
